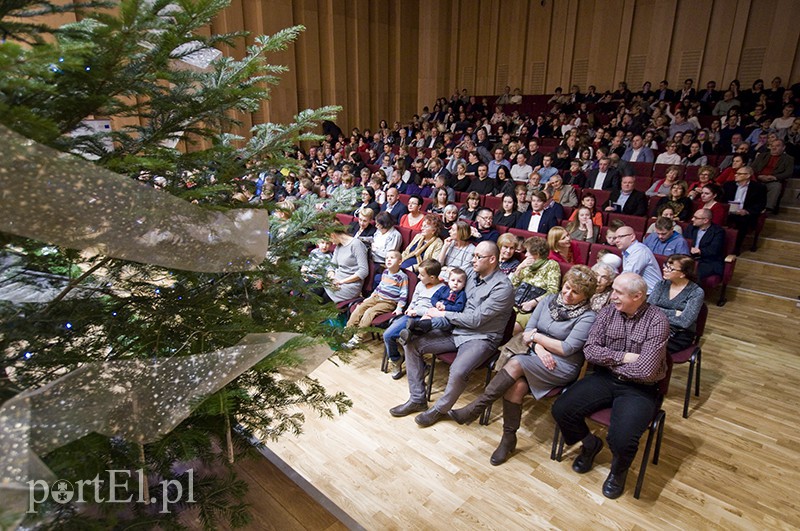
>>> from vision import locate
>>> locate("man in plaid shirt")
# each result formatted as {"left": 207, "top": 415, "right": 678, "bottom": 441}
{"left": 552, "top": 272, "right": 669, "bottom": 499}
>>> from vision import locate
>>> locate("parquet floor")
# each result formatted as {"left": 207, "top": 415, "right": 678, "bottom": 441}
{"left": 265, "top": 294, "right": 800, "bottom": 530}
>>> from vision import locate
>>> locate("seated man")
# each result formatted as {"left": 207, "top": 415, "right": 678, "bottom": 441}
{"left": 471, "top": 208, "right": 500, "bottom": 243}
{"left": 588, "top": 157, "right": 621, "bottom": 191}
{"left": 551, "top": 273, "right": 669, "bottom": 499}
{"left": 516, "top": 191, "right": 562, "bottom": 235}
{"left": 537, "top": 154, "right": 560, "bottom": 184}
{"left": 722, "top": 165, "right": 767, "bottom": 254}
{"left": 685, "top": 208, "right": 726, "bottom": 281}
{"left": 751, "top": 139, "right": 794, "bottom": 213}
{"left": 614, "top": 226, "right": 661, "bottom": 294}
{"left": 389, "top": 241, "right": 514, "bottom": 427}
{"left": 466, "top": 163, "right": 495, "bottom": 196}
{"left": 603, "top": 175, "right": 648, "bottom": 216}
{"left": 621, "top": 134, "right": 654, "bottom": 163}
{"left": 643, "top": 217, "right": 690, "bottom": 256}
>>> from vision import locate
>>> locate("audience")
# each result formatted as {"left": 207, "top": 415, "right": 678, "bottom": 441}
{"left": 265, "top": 75, "right": 797, "bottom": 482}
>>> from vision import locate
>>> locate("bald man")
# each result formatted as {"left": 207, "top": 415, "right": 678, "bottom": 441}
{"left": 390, "top": 241, "right": 514, "bottom": 427}
{"left": 552, "top": 273, "right": 669, "bottom": 499}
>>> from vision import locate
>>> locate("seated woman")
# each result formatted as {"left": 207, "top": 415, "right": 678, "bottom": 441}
{"left": 440, "top": 203, "right": 459, "bottom": 238}
{"left": 497, "top": 233, "right": 521, "bottom": 275}
{"left": 437, "top": 220, "right": 475, "bottom": 280}
{"left": 566, "top": 206, "right": 600, "bottom": 243}
{"left": 451, "top": 162, "right": 471, "bottom": 192}
{"left": 568, "top": 193, "right": 603, "bottom": 227}
{"left": 458, "top": 191, "right": 481, "bottom": 222}
{"left": 716, "top": 153, "right": 747, "bottom": 185}
{"left": 426, "top": 188, "right": 450, "bottom": 216}
{"left": 647, "top": 254, "right": 705, "bottom": 353}
{"left": 400, "top": 214, "right": 443, "bottom": 273}
{"left": 493, "top": 166, "right": 516, "bottom": 197}
{"left": 698, "top": 182, "right": 728, "bottom": 226}
{"left": 654, "top": 181, "right": 693, "bottom": 221}
{"left": 683, "top": 141, "right": 708, "bottom": 166}
{"left": 589, "top": 260, "right": 617, "bottom": 311}
{"left": 449, "top": 266, "right": 597, "bottom": 466}
{"left": 547, "top": 226, "right": 585, "bottom": 265}
{"left": 493, "top": 194, "right": 521, "bottom": 228}
{"left": 349, "top": 207, "right": 377, "bottom": 243}
{"left": 646, "top": 204, "right": 684, "bottom": 235}
{"left": 354, "top": 187, "right": 380, "bottom": 217}
{"left": 515, "top": 183, "right": 531, "bottom": 213}
{"left": 399, "top": 195, "right": 425, "bottom": 230}
{"left": 321, "top": 225, "right": 370, "bottom": 304}
{"left": 646, "top": 165, "right": 682, "bottom": 197}
{"left": 371, "top": 211, "right": 402, "bottom": 267}
{"left": 508, "top": 237, "right": 561, "bottom": 334}
{"left": 687, "top": 165, "right": 717, "bottom": 200}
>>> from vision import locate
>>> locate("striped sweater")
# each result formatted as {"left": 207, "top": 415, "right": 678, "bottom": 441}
{"left": 373, "top": 269, "right": 409, "bottom": 309}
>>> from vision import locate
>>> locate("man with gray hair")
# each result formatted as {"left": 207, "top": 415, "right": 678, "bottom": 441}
{"left": 552, "top": 272, "right": 669, "bottom": 499}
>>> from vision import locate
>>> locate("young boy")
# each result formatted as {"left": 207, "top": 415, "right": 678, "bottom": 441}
{"left": 345, "top": 250, "right": 408, "bottom": 347}
{"left": 301, "top": 239, "right": 334, "bottom": 282}
{"left": 398, "top": 267, "right": 467, "bottom": 345}
{"left": 383, "top": 259, "right": 443, "bottom": 379}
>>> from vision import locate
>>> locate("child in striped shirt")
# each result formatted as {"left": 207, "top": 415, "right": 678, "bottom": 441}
{"left": 345, "top": 250, "right": 408, "bottom": 346}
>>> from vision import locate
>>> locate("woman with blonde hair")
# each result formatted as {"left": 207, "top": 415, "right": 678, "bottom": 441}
{"left": 566, "top": 206, "right": 600, "bottom": 243}
{"left": 547, "top": 226, "right": 584, "bottom": 265}
{"left": 437, "top": 220, "right": 475, "bottom": 280}
{"left": 400, "top": 214, "right": 443, "bottom": 273}
{"left": 450, "top": 265, "right": 597, "bottom": 466}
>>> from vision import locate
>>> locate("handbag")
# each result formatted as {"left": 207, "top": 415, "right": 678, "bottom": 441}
{"left": 514, "top": 282, "right": 547, "bottom": 312}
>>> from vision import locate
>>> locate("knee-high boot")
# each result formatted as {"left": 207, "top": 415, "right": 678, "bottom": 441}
{"left": 490, "top": 400, "right": 522, "bottom": 466}
{"left": 449, "top": 369, "right": 518, "bottom": 425}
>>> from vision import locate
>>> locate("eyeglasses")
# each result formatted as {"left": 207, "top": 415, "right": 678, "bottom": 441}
{"left": 735, "top": 171, "right": 749, "bottom": 175}
{"left": 615, "top": 232, "right": 635, "bottom": 239}
{"left": 472, "top": 254, "right": 490, "bottom": 260}
{"left": 662, "top": 263, "right": 682, "bottom": 273}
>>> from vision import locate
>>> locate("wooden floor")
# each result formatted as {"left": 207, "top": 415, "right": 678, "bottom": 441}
{"left": 263, "top": 292, "right": 800, "bottom": 530}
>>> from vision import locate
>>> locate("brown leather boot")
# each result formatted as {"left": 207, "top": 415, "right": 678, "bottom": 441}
{"left": 490, "top": 400, "right": 522, "bottom": 466}
{"left": 449, "top": 369, "right": 517, "bottom": 425}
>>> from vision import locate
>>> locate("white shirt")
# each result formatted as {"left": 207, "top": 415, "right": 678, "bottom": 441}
{"left": 527, "top": 211, "right": 543, "bottom": 233}
{"left": 593, "top": 170, "right": 608, "bottom": 190}
{"left": 511, "top": 163, "right": 533, "bottom": 182}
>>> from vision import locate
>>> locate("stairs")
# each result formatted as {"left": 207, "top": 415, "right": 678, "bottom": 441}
{"left": 726, "top": 179, "right": 800, "bottom": 316}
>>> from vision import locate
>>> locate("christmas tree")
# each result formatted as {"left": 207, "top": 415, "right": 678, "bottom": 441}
{"left": 0, "top": 0, "right": 352, "bottom": 527}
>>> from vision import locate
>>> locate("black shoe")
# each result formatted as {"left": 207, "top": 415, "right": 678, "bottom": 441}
{"left": 389, "top": 400, "right": 428, "bottom": 417}
{"left": 416, "top": 319, "right": 432, "bottom": 333}
{"left": 391, "top": 358, "right": 405, "bottom": 380}
{"left": 572, "top": 436, "right": 603, "bottom": 474}
{"left": 397, "top": 329, "right": 410, "bottom": 346}
{"left": 602, "top": 469, "right": 629, "bottom": 499}
{"left": 414, "top": 407, "right": 447, "bottom": 427}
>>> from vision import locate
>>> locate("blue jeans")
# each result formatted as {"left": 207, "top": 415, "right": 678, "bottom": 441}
{"left": 428, "top": 316, "right": 452, "bottom": 330}
{"left": 383, "top": 315, "right": 409, "bottom": 362}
